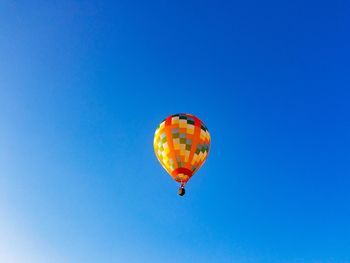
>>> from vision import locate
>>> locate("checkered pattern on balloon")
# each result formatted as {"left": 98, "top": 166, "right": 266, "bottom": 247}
{"left": 154, "top": 113, "right": 210, "bottom": 185}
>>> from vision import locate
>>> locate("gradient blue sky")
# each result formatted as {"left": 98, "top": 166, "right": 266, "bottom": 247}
{"left": 1, "top": 1, "right": 350, "bottom": 262}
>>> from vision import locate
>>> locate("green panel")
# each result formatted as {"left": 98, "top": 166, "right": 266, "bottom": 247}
{"left": 187, "top": 119, "right": 195, "bottom": 125}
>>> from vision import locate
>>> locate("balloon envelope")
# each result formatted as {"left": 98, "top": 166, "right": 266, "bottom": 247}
{"left": 154, "top": 113, "right": 210, "bottom": 184}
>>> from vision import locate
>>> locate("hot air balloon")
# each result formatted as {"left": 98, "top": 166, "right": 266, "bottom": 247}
{"left": 154, "top": 113, "right": 211, "bottom": 196}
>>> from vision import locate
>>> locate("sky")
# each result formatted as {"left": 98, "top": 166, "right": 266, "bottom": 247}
{"left": 0, "top": 0, "right": 349, "bottom": 262}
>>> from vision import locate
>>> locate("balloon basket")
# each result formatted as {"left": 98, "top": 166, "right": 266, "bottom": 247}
{"left": 178, "top": 184, "right": 185, "bottom": 196}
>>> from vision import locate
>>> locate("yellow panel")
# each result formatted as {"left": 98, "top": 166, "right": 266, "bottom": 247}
{"left": 205, "top": 131, "right": 210, "bottom": 140}
{"left": 179, "top": 120, "right": 187, "bottom": 128}
{"left": 180, "top": 148, "right": 185, "bottom": 156}
{"left": 185, "top": 151, "right": 190, "bottom": 162}
{"left": 171, "top": 117, "right": 179, "bottom": 124}
{"left": 186, "top": 124, "right": 194, "bottom": 134}
{"left": 191, "top": 154, "right": 198, "bottom": 165}
{"left": 173, "top": 138, "right": 180, "bottom": 146}
{"left": 163, "top": 142, "right": 168, "bottom": 150}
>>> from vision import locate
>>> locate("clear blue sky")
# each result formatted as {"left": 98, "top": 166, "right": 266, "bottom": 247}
{"left": 1, "top": 0, "right": 349, "bottom": 262}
